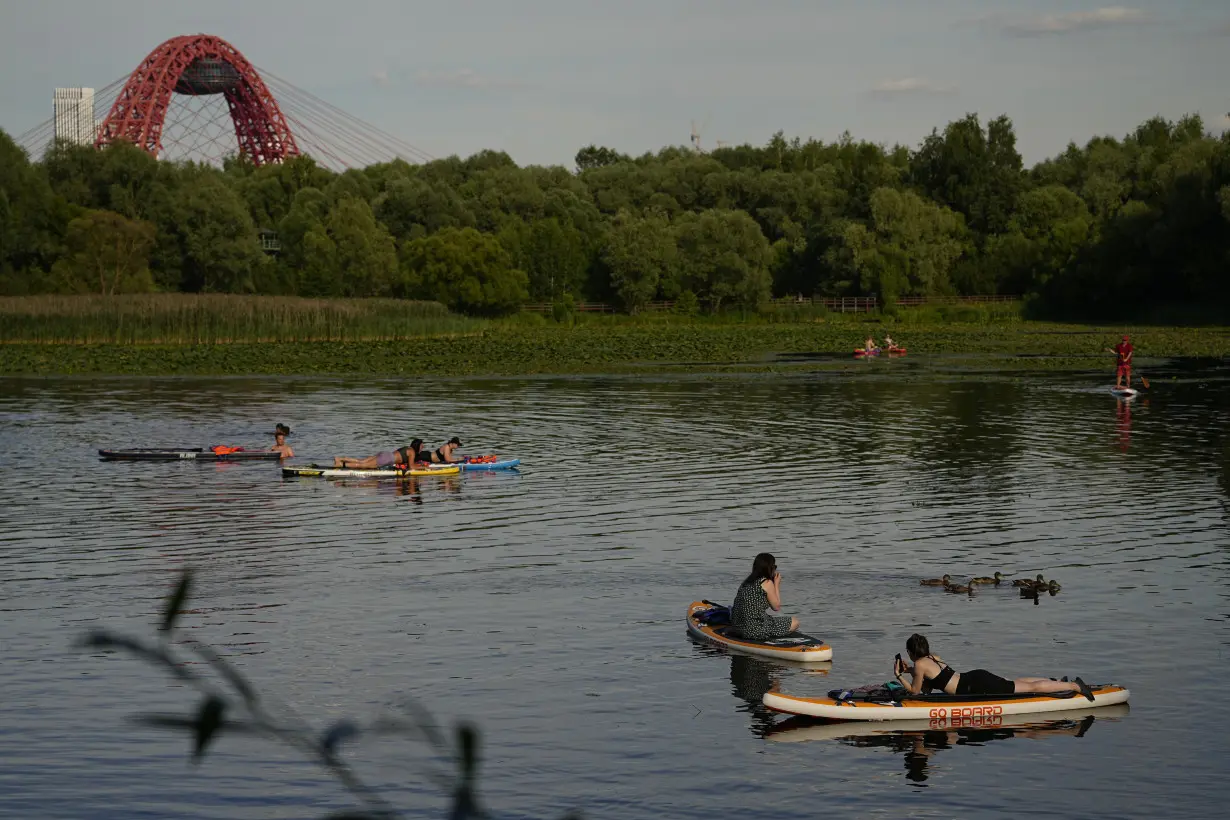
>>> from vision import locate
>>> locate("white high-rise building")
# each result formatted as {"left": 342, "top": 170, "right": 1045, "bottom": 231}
{"left": 54, "top": 88, "right": 96, "bottom": 146}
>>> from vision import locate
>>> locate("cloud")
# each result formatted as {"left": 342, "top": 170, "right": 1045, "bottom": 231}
{"left": 1003, "top": 6, "right": 1149, "bottom": 37}
{"left": 372, "top": 69, "right": 390, "bottom": 87}
{"left": 412, "top": 69, "right": 522, "bottom": 90}
{"left": 868, "top": 78, "right": 955, "bottom": 97}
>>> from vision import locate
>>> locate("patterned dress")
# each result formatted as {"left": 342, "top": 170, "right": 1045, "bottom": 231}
{"left": 731, "top": 580, "right": 794, "bottom": 640}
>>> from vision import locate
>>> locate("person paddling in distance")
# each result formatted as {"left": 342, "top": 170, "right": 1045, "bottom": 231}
{"left": 418, "top": 436, "right": 464, "bottom": 464}
{"left": 1106, "top": 334, "right": 1134, "bottom": 389}
{"left": 883, "top": 333, "right": 897, "bottom": 352}
{"left": 269, "top": 424, "right": 294, "bottom": 459}
{"left": 731, "top": 552, "right": 800, "bottom": 641}
{"left": 332, "top": 438, "right": 430, "bottom": 469}
{"left": 893, "top": 633, "right": 1095, "bottom": 700}
{"left": 864, "top": 335, "right": 878, "bottom": 353}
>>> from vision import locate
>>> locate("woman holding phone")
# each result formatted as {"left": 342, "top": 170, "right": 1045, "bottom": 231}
{"left": 730, "top": 552, "right": 800, "bottom": 640}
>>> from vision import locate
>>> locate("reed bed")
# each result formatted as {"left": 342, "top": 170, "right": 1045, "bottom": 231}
{"left": 0, "top": 294, "right": 485, "bottom": 344}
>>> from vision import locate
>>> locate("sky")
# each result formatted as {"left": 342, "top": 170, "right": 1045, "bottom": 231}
{"left": 1, "top": 0, "right": 1228, "bottom": 168}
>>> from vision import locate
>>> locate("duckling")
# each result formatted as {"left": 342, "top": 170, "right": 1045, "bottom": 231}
{"left": 920, "top": 574, "right": 951, "bottom": 587}
{"left": 944, "top": 580, "right": 973, "bottom": 594}
{"left": 1046, "top": 580, "right": 1062, "bottom": 595}
{"left": 970, "top": 572, "right": 1004, "bottom": 586}
{"left": 1012, "top": 573, "right": 1046, "bottom": 588}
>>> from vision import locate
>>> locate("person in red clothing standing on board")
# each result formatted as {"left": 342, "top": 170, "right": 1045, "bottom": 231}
{"left": 1108, "top": 335, "right": 1134, "bottom": 388}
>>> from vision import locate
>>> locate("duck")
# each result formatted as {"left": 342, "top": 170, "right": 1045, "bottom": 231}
{"left": 920, "top": 574, "right": 951, "bottom": 587}
{"left": 970, "top": 572, "right": 1004, "bottom": 586}
{"left": 1012, "top": 574, "right": 1046, "bottom": 588}
{"left": 1020, "top": 584, "right": 1040, "bottom": 599}
{"left": 944, "top": 581, "right": 973, "bottom": 594}
{"left": 1046, "top": 580, "right": 1062, "bottom": 594}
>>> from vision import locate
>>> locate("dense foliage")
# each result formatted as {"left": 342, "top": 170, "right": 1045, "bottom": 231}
{"left": 2, "top": 112, "right": 1228, "bottom": 319}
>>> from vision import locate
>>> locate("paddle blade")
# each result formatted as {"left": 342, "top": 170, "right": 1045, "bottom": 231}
{"left": 1140, "top": 376, "right": 1150, "bottom": 389}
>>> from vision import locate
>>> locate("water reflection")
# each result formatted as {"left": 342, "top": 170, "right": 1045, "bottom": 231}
{"left": 764, "top": 704, "right": 1131, "bottom": 785}
{"left": 693, "top": 640, "right": 834, "bottom": 738}
{"left": 1116, "top": 398, "right": 1133, "bottom": 453}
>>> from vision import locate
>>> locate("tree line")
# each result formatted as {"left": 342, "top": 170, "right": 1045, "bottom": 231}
{"left": 2, "top": 112, "right": 1228, "bottom": 319}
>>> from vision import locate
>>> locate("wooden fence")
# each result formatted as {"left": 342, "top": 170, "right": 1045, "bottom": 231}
{"left": 521, "top": 294, "right": 1020, "bottom": 314}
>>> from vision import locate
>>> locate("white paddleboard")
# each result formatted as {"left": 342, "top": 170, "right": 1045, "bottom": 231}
{"left": 762, "top": 684, "right": 1129, "bottom": 721}
{"left": 1110, "top": 387, "right": 1138, "bottom": 398}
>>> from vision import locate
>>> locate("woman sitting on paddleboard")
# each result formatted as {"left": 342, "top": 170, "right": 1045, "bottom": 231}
{"left": 731, "top": 552, "right": 799, "bottom": 640}
{"left": 894, "top": 633, "right": 1094, "bottom": 700}
{"left": 332, "top": 438, "right": 430, "bottom": 469}
{"left": 269, "top": 424, "right": 294, "bottom": 459}
{"left": 418, "top": 437, "right": 463, "bottom": 463}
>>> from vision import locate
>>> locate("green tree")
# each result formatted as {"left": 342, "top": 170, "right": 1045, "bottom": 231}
{"left": 151, "top": 172, "right": 264, "bottom": 293}
{"left": 399, "top": 227, "right": 528, "bottom": 315}
{"left": 51, "top": 209, "right": 155, "bottom": 295}
{"left": 910, "top": 113, "right": 1023, "bottom": 237}
{"left": 674, "top": 209, "right": 773, "bottom": 311}
{"left": 600, "top": 210, "right": 678, "bottom": 313}
{"left": 0, "top": 129, "right": 69, "bottom": 286}
{"left": 374, "top": 176, "right": 475, "bottom": 240}
{"left": 326, "top": 196, "right": 399, "bottom": 297}
{"left": 575, "top": 145, "right": 632, "bottom": 172}
{"left": 841, "top": 187, "right": 969, "bottom": 301}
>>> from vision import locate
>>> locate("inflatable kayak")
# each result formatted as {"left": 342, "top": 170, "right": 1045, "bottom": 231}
{"left": 763, "top": 702, "right": 1130, "bottom": 742}
{"left": 461, "top": 457, "right": 520, "bottom": 471}
{"left": 99, "top": 448, "right": 282, "bottom": 462}
{"left": 762, "top": 683, "right": 1129, "bottom": 721}
{"left": 282, "top": 463, "right": 460, "bottom": 478}
{"left": 686, "top": 601, "right": 832, "bottom": 662}
{"left": 854, "top": 348, "right": 881, "bottom": 357}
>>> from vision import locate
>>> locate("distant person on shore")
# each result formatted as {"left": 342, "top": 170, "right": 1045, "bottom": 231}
{"left": 269, "top": 424, "right": 294, "bottom": 459}
{"left": 333, "top": 439, "right": 429, "bottom": 469}
{"left": 419, "top": 437, "right": 464, "bottom": 463}
{"left": 1107, "top": 335, "right": 1134, "bottom": 388}
{"left": 731, "top": 552, "right": 800, "bottom": 641}
{"left": 893, "top": 633, "right": 1094, "bottom": 700}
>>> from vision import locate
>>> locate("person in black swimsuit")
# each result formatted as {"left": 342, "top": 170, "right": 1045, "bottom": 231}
{"left": 894, "top": 634, "right": 1094, "bottom": 700}
{"left": 332, "top": 439, "right": 430, "bottom": 469}
{"left": 418, "top": 437, "right": 463, "bottom": 464}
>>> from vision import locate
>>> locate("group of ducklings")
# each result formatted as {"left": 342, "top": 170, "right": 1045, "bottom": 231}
{"left": 920, "top": 572, "right": 1062, "bottom": 597}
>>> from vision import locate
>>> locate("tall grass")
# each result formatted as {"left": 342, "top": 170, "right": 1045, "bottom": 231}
{"left": 0, "top": 294, "right": 487, "bottom": 344}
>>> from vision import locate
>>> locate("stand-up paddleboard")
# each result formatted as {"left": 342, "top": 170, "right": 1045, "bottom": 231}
{"left": 762, "top": 683, "right": 1129, "bottom": 721}
{"left": 1110, "top": 387, "right": 1138, "bottom": 398}
{"left": 99, "top": 448, "right": 282, "bottom": 462}
{"left": 763, "top": 702, "right": 1130, "bottom": 742}
{"left": 686, "top": 601, "right": 832, "bottom": 662}
{"left": 282, "top": 463, "right": 461, "bottom": 478}
{"left": 460, "top": 457, "right": 521, "bottom": 471}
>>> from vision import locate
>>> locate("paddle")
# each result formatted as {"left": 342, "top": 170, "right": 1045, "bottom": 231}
{"left": 1139, "top": 373, "right": 1150, "bottom": 390}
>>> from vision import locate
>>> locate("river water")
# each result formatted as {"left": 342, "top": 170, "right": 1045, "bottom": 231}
{"left": 1, "top": 364, "right": 1228, "bottom": 819}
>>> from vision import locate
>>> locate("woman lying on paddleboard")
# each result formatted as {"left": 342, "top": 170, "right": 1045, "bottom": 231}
{"left": 894, "top": 633, "right": 1094, "bottom": 700}
{"left": 269, "top": 424, "right": 294, "bottom": 459}
{"left": 332, "top": 438, "right": 430, "bottom": 469}
{"left": 731, "top": 552, "right": 800, "bottom": 640}
{"left": 417, "top": 436, "right": 464, "bottom": 463}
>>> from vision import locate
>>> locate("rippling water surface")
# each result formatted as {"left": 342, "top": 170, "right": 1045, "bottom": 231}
{"left": 2, "top": 366, "right": 1229, "bottom": 819}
